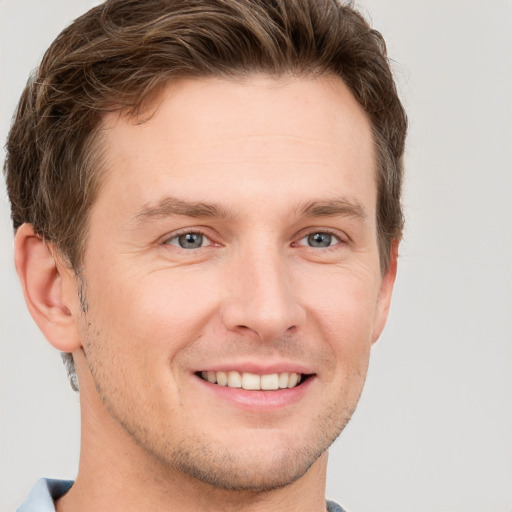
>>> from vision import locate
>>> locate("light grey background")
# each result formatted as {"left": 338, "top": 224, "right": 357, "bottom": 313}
{"left": 1, "top": 1, "right": 510, "bottom": 511}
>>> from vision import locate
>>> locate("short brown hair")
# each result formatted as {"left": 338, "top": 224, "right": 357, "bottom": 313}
{"left": 5, "top": 0, "right": 406, "bottom": 272}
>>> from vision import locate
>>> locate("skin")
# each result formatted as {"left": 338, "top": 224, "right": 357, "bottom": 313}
{"left": 15, "top": 74, "right": 397, "bottom": 512}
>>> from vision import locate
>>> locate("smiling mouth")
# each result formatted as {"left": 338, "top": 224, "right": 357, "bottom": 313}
{"left": 197, "top": 371, "right": 311, "bottom": 390}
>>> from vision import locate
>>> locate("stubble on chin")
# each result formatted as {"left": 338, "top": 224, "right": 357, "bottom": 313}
{"left": 87, "top": 364, "right": 358, "bottom": 494}
{"left": 78, "top": 287, "right": 367, "bottom": 494}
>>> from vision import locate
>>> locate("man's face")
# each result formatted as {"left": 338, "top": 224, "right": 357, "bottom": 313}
{"left": 73, "top": 75, "right": 395, "bottom": 491}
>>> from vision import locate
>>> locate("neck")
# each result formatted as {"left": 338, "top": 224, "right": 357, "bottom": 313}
{"left": 58, "top": 437, "right": 328, "bottom": 512}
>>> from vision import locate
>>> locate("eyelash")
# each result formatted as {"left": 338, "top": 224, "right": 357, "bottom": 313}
{"left": 162, "top": 228, "right": 345, "bottom": 251}
{"left": 293, "top": 230, "right": 343, "bottom": 249}
{"left": 163, "top": 230, "right": 216, "bottom": 250}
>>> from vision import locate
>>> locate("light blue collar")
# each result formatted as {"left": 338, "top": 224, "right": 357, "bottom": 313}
{"left": 17, "top": 479, "right": 73, "bottom": 512}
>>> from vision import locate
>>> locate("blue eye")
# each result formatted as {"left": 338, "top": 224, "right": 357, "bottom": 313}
{"left": 166, "top": 232, "right": 206, "bottom": 249}
{"left": 303, "top": 232, "right": 339, "bottom": 248}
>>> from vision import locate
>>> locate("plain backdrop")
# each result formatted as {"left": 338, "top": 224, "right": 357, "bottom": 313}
{"left": 1, "top": 1, "right": 511, "bottom": 511}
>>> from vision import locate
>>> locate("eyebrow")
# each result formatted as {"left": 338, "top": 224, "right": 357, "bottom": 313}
{"left": 131, "top": 196, "right": 236, "bottom": 227}
{"left": 130, "top": 195, "right": 367, "bottom": 228}
{"left": 297, "top": 198, "right": 367, "bottom": 220}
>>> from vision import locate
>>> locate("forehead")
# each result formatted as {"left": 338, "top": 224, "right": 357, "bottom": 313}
{"left": 96, "top": 74, "right": 375, "bottom": 218}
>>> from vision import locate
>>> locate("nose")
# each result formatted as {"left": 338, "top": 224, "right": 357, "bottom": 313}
{"left": 220, "top": 244, "right": 306, "bottom": 342}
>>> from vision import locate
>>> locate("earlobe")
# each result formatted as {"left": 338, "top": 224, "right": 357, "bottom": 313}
{"left": 371, "top": 239, "right": 399, "bottom": 344}
{"left": 14, "top": 223, "right": 82, "bottom": 352}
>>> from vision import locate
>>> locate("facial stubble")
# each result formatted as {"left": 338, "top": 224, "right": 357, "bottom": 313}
{"left": 77, "top": 281, "right": 366, "bottom": 493}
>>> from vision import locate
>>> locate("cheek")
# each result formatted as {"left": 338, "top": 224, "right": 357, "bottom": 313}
{"left": 83, "top": 267, "right": 220, "bottom": 362}
{"left": 301, "top": 265, "right": 380, "bottom": 374}
{"left": 304, "top": 263, "right": 381, "bottom": 331}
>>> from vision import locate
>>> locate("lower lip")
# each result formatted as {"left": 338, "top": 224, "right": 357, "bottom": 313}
{"left": 194, "top": 375, "right": 315, "bottom": 411}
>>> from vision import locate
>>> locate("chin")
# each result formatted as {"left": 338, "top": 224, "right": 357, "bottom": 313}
{"left": 169, "top": 441, "right": 325, "bottom": 492}
{"left": 137, "top": 410, "right": 349, "bottom": 493}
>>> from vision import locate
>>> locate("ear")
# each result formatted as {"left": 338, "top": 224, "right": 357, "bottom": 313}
{"left": 14, "top": 223, "right": 82, "bottom": 352}
{"left": 371, "top": 239, "right": 399, "bottom": 344}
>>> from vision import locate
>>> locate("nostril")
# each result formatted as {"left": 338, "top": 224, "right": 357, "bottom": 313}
{"left": 220, "top": 286, "right": 306, "bottom": 340}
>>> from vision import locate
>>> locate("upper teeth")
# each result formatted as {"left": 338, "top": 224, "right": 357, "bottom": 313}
{"left": 201, "top": 371, "right": 302, "bottom": 390}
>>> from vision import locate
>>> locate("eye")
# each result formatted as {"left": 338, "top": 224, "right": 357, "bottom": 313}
{"left": 165, "top": 231, "right": 210, "bottom": 249}
{"left": 297, "top": 231, "right": 341, "bottom": 248}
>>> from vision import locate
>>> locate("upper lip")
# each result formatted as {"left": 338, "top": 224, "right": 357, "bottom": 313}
{"left": 194, "top": 361, "right": 316, "bottom": 375}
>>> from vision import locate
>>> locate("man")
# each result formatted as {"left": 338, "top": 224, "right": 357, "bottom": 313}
{"left": 4, "top": 0, "right": 406, "bottom": 510}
